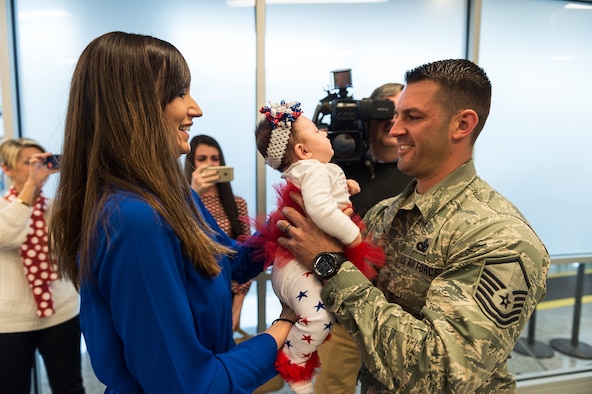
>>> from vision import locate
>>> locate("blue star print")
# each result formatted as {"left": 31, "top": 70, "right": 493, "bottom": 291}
{"left": 296, "top": 290, "right": 308, "bottom": 301}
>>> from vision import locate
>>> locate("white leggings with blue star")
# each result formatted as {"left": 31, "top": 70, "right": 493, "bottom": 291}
{"left": 271, "top": 259, "right": 335, "bottom": 366}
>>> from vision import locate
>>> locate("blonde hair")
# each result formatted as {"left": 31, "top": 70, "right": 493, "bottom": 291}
{"left": 0, "top": 138, "right": 45, "bottom": 170}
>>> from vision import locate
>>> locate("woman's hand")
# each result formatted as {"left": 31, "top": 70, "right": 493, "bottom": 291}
{"left": 276, "top": 192, "right": 343, "bottom": 271}
{"left": 17, "top": 153, "right": 59, "bottom": 205}
{"left": 278, "top": 301, "right": 297, "bottom": 323}
{"left": 262, "top": 302, "right": 297, "bottom": 350}
{"left": 190, "top": 165, "right": 220, "bottom": 194}
{"left": 26, "top": 153, "right": 58, "bottom": 189}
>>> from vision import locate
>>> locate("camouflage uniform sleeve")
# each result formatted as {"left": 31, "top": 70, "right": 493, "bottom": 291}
{"left": 322, "top": 262, "right": 440, "bottom": 391}
{"left": 323, "top": 215, "right": 549, "bottom": 393}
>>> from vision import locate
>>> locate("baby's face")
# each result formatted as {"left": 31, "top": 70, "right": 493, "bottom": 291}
{"left": 294, "top": 116, "right": 334, "bottom": 164}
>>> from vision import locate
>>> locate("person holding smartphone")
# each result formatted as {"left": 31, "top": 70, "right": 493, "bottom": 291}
{"left": 184, "top": 134, "right": 252, "bottom": 332}
{"left": 0, "top": 138, "right": 84, "bottom": 393}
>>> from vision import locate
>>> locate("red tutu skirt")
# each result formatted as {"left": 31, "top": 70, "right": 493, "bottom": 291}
{"left": 244, "top": 181, "right": 385, "bottom": 279}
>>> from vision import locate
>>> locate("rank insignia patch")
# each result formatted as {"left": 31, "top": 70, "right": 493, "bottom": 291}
{"left": 474, "top": 257, "right": 530, "bottom": 328}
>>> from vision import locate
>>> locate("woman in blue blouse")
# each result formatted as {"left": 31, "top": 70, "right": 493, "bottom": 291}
{"left": 49, "top": 31, "right": 295, "bottom": 394}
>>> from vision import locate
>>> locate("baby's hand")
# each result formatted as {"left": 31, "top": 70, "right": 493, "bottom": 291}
{"left": 346, "top": 233, "right": 362, "bottom": 248}
{"left": 346, "top": 179, "right": 361, "bottom": 196}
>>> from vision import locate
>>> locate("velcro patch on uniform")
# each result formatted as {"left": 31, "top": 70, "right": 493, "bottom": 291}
{"left": 474, "top": 257, "right": 530, "bottom": 328}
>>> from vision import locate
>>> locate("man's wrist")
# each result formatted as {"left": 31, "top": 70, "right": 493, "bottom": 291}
{"left": 312, "top": 252, "right": 348, "bottom": 281}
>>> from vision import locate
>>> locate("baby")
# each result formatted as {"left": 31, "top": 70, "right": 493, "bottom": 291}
{"left": 252, "top": 100, "right": 385, "bottom": 394}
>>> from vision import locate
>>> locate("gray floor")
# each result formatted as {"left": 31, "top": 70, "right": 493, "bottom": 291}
{"left": 35, "top": 302, "right": 592, "bottom": 393}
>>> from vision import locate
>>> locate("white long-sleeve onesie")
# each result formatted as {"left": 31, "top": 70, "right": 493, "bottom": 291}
{"left": 282, "top": 159, "right": 359, "bottom": 245}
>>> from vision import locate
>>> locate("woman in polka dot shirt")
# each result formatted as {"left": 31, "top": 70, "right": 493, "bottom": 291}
{"left": 184, "top": 134, "right": 253, "bottom": 332}
{"left": 0, "top": 138, "right": 84, "bottom": 393}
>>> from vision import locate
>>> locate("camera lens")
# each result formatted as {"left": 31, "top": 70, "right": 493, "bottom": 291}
{"left": 332, "top": 134, "right": 357, "bottom": 159}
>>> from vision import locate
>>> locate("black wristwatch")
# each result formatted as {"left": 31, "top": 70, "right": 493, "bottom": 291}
{"left": 312, "top": 252, "right": 348, "bottom": 280}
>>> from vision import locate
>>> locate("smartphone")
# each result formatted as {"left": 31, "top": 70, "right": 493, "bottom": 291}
{"left": 45, "top": 154, "right": 61, "bottom": 169}
{"left": 208, "top": 165, "right": 234, "bottom": 183}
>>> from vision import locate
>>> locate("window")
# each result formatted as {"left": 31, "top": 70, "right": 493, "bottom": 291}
{"left": 477, "top": 0, "right": 592, "bottom": 256}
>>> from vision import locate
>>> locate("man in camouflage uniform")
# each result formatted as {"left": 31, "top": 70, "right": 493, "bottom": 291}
{"left": 315, "top": 82, "right": 413, "bottom": 394}
{"left": 277, "top": 58, "right": 550, "bottom": 393}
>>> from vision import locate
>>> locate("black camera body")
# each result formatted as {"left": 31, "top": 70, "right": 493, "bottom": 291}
{"left": 312, "top": 69, "right": 394, "bottom": 164}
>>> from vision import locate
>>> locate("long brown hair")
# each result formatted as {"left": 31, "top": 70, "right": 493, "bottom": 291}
{"left": 49, "top": 31, "right": 229, "bottom": 289}
{"left": 184, "top": 135, "right": 245, "bottom": 239}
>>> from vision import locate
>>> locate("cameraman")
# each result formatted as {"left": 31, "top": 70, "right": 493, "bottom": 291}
{"left": 343, "top": 83, "right": 413, "bottom": 218}
{"left": 314, "top": 82, "right": 412, "bottom": 394}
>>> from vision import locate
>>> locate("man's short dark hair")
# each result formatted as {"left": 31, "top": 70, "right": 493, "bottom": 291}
{"left": 405, "top": 59, "right": 492, "bottom": 141}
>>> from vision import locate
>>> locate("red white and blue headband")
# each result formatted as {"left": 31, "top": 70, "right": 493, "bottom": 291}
{"left": 260, "top": 100, "right": 303, "bottom": 170}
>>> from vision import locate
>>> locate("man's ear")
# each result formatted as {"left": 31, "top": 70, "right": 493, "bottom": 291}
{"left": 293, "top": 143, "right": 312, "bottom": 160}
{"left": 452, "top": 109, "right": 478, "bottom": 141}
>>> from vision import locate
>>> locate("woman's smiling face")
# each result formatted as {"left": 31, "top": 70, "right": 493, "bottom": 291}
{"left": 163, "top": 87, "right": 203, "bottom": 155}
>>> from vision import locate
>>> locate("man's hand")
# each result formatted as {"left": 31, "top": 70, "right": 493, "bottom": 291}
{"left": 276, "top": 192, "right": 343, "bottom": 270}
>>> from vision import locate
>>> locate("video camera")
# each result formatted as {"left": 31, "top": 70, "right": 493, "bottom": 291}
{"left": 312, "top": 69, "right": 395, "bottom": 164}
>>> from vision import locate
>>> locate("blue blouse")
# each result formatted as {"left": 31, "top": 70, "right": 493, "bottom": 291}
{"left": 79, "top": 190, "right": 277, "bottom": 393}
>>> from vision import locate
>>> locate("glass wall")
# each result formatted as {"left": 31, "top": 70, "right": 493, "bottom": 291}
{"left": 477, "top": 0, "right": 592, "bottom": 257}
{"left": 14, "top": 0, "right": 258, "bottom": 205}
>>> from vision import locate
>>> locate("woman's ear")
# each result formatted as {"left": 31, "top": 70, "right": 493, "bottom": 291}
{"left": 1, "top": 163, "right": 13, "bottom": 177}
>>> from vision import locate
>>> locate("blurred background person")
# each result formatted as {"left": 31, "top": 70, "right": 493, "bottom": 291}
{"left": 344, "top": 82, "right": 413, "bottom": 218}
{"left": 185, "top": 134, "right": 252, "bottom": 332}
{"left": 0, "top": 137, "right": 84, "bottom": 394}
{"left": 314, "top": 83, "right": 412, "bottom": 394}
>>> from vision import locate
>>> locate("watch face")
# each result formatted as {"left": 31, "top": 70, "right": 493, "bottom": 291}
{"left": 314, "top": 253, "right": 337, "bottom": 278}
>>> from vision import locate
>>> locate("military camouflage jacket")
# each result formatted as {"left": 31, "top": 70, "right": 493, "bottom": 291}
{"left": 321, "top": 159, "right": 550, "bottom": 393}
